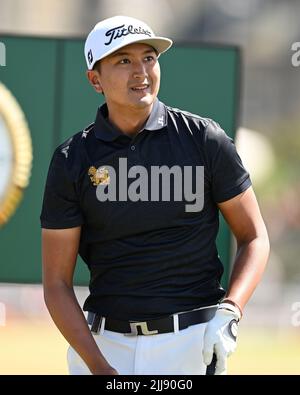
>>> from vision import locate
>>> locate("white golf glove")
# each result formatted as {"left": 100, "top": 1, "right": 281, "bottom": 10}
{"left": 202, "top": 302, "right": 241, "bottom": 375}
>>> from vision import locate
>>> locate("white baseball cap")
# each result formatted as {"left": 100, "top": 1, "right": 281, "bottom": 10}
{"left": 84, "top": 16, "right": 173, "bottom": 69}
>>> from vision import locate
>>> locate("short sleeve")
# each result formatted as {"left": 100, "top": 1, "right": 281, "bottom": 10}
{"left": 204, "top": 120, "right": 252, "bottom": 203}
{"left": 40, "top": 148, "right": 84, "bottom": 229}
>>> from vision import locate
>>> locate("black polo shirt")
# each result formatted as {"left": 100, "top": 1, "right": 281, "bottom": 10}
{"left": 40, "top": 99, "right": 251, "bottom": 320}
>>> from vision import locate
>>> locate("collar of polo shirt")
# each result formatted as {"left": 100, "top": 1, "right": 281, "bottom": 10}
{"left": 94, "top": 99, "right": 168, "bottom": 142}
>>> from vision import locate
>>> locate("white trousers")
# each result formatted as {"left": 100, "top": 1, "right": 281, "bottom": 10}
{"left": 67, "top": 320, "right": 209, "bottom": 375}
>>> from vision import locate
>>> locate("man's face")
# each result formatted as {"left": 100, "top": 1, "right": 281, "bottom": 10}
{"left": 89, "top": 43, "right": 161, "bottom": 111}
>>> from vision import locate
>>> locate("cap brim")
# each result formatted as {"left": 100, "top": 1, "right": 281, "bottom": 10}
{"left": 88, "top": 37, "right": 173, "bottom": 69}
{"left": 131, "top": 37, "right": 173, "bottom": 55}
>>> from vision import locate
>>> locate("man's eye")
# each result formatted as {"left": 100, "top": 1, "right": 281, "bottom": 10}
{"left": 119, "top": 59, "right": 130, "bottom": 64}
{"left": 145, "top": 56, "right": 154, "bottom": 61}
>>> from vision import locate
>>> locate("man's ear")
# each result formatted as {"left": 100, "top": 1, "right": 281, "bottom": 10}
{"left": 86, "top": 70, "right": 103, "bottom": 93}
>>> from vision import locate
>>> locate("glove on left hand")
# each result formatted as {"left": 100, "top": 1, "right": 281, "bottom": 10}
{"left": 202, "top": 302, "right": 241, "bottom": 375}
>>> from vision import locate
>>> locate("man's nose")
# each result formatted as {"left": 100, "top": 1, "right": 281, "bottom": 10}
{"left": 132, "top": 61, "right": 147, "bottom": 78}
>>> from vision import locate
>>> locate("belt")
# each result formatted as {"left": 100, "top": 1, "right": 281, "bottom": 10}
{"left": 87, "top": 305, "right": 217, "bottom": 336}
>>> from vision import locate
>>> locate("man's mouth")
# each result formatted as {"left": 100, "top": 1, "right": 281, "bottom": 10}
{"left": 131, "top": 84, "right": 150, "bottom": 92}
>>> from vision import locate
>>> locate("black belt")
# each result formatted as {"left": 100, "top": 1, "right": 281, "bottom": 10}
{"left": 87, "top": 305, "right": 217, "bottom": 336}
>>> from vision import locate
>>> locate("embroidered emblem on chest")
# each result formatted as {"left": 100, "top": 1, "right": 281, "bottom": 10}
{"left": 88, "top": 166, "right": 110, "bottom": 186}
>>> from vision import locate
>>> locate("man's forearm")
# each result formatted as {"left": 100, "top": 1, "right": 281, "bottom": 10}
{"left": 43, "top": 282, "right": 115, "bottom": 374}
{"left": 224, "top": 234, "right": 270, "bottom": 312}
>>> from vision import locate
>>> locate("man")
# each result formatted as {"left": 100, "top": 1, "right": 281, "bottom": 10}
{"left": 41, "top": 15, "right": 270, "bottom": 375}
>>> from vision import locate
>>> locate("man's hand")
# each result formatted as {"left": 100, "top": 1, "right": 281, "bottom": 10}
{"left": 91, "top": 366, "right": 119, "bottom": 375}
{"left": 202, "top": 303, "right": 241, "bottom": 375}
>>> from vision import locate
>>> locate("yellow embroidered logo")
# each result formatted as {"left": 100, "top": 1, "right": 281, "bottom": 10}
{"left": 88, "top": 166, "right": 110, "bottom": 186}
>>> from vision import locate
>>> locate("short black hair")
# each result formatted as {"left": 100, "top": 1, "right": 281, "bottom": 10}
{"left": 92, "top": 60, "right": 101, "bottom": 73}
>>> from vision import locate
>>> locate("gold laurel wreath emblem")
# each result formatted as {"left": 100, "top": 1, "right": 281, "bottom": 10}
{"left": 88, "top": 166, "right": 110, "bottom": 186}
{"left": 0, "top": 82, "right": 33, "bottom": 226}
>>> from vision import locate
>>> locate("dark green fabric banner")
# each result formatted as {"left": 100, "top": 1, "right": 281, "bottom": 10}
{"left": 0, "top": 36, "right": 240, "bottom": 286}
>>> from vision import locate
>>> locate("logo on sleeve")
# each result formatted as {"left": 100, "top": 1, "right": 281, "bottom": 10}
{"left": 60, "top": 137, "right": 73, "bottom": 158}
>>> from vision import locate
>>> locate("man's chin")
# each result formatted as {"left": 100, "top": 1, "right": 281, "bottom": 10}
{"left": 130, "top": 96, "right": 155, "bottom": 109}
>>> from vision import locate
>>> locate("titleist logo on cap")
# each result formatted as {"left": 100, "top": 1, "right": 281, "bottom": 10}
{"left": 104, "top": 24, "right": 152, "bottom": 46}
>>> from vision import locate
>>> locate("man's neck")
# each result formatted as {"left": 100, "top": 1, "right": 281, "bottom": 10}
{"left": 107, "top": 103, "right": 153, "bottom": 138}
